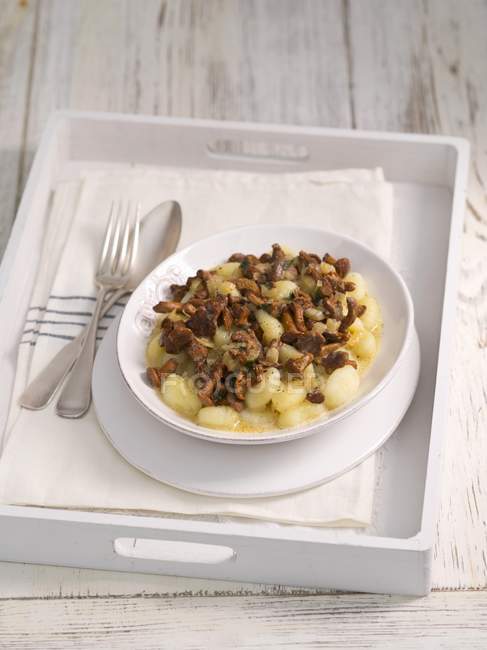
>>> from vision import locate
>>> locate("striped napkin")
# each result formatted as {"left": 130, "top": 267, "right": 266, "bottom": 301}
{"left": 0, "top": 166, "right": 393, "bottom": 527}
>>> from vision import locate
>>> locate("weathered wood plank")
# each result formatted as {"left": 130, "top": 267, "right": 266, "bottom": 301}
{"left": 0, "top": 560, "right": 325, "bottom": 599}
{"left": 348, "top": 0, "right": 487, "bottom": 229}
{"left": 0, "top": 0, "right": 36, "bottom": 257}
{"left": 426, "top": 0, "right": 487, "bottom": 236}
{"left": 348, "top": 0, "right": 487, "bottom": 591}
{"left": 20, "top": 0, "right": 353, "bottom": 180}
{"left": 1, "top": 592, "right": 486, "bottom": 649}
{"left": 428, "top": 0, "right": 487, "bottom": 588}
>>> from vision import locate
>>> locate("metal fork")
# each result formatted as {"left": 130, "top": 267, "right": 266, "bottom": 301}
{"left": 56, "top": 202, "right": 140, "bottom": 418}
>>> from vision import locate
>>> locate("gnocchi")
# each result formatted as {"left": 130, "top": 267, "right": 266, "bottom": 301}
{"left": 262, "top": 280, "right": 299, "bottom": 300}
{"left": 345, "top": 272, "right": 367, "bottom": 301}
{"left": 277, "top": 402, "right": 326, "bottom": 429}
{"left": 214, "top": 262, "right": 242, "bottom": 279}
{"left": 278, "top": 343, "right": 303, "bottom": 363}
{"left": 162, "top": 375, "right": 202, "bottom": 418}
{"left": 311, "top": 321, "right": 327, "bottom": 335}
{"left": 325, "top": 365, "right": 360, "bottom": 410}
{"left": 360, "top": 296, "right": 382, "bottom": 332}
{"left": 245, "top": 367, "right": 281, "bottom": 411}
{"left": 181, "top": 278, "right": 202, "bottom": 304}
{"left": 145, "top": 335, "right": 165, "bottom": 368}
{"left": 304, "top": 307, "right": 325, "bottom": 321}
{"left": 298, "top": 274, "right": 316, "bottom": 295}
{"left": 240, "top": 408, "right": 276, "bottom": 430}
{"left": 271, "top": 382, "right": 307, "bottom": 413}
{"left": 197, "top": 405, "right": 240, "bottom": 430}
{"left": 320, "top": 261, "right": 335, "bottom": 274}
{"left": 347, "top": 317, "right": 365, "bottom": 347}
{"left": 255, "top": 309, "right": 284, "bottom": 344}
{"left": 352, "top": 329, "right": 377, "bottom": 359}
{"left": 216, "top": 280, "right": 240, "bottom": 298}
{"left": 214, "top": 327, "right": 232, "bottom": 348}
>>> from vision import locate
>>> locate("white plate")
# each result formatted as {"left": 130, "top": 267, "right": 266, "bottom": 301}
{"left": 116, "top": 225, "right": 414, "bottom": 445}
{"left": 94, "top": 317, "right": 420, "bottom": 498}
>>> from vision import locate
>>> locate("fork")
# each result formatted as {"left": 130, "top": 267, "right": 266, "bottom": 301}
{"left": 56, "top": 202, "right": 140, "bottom": 418}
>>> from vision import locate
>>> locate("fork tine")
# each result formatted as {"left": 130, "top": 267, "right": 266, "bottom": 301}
{"left": 98, "top": 202, "right": 116, "bottom": 271}
{"left": 108, "top": 202, "right": 123, "bottom": 273}
{"left": 126, "top": 203, "right": 141, "bottom": 275}
{"left": 116, "top": 202, "right": 132, "bottom": 273}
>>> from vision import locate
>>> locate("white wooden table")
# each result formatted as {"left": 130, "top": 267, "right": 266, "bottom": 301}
{"left": 0, "top": 1, "right": 486, "bottom": 647}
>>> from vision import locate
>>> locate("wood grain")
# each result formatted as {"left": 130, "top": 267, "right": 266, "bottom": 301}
{"left": 349, "top": 0, "right": 487, "bottom": 230}
{"left": 0, "top": 0, "right": 36, "bottom": 257}
{"left": 19, "top": 0, "right": 353, "bottom": 178}
{"left": 347, "top": 0, "right": 487, "bottom": 592}
{"left": 0, "top": 0, "right": 486, "bottom": 604}
{"left": 1, "top": 592, "right": 486, "bottom": 649}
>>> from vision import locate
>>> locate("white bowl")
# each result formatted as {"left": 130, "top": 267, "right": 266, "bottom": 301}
{"left": 116, "top": 225, "right": 415, "bottom": 444}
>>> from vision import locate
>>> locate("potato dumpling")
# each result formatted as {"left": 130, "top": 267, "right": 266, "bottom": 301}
{"left": 146, "top": 336, "right": 165, "bottom": 368}
{"left": 206, "top": 274, "right": 223, "bottom": 297}
{"left": 277, "top": 402, "right": 326, "bottom": 429}
{"left": 207, "top": 275, "right": 240, "bottom": 298}
{"left": 325, "top": 365, "right": 360, "bottom": 410}
{"left": 345, "top": 272, "right": 367, "bottom": 301}
{"left": 280, "top": 244, "right": 295, "bottom": 258}
{"left": 304, "top": 307, "right": 325, "bottom": 321}
{"left": 320, "top": 261, "right": 335, "bottom": 274}
{"left": 265, "top": 345, "right": 279, "bottom": 364}
{"left": 315, "top": 372, "right": 329, "bottom": 393}
{"left": 197, "top": 406, "right": 240, "bottom": 430}
{"left": 162, "top": 375, "right": 202, "bottom": 418}
{"left": 271, "top": 381, "right": 307, "bottom": 413}
{"left": 222, "top": 350, "right": 239, "bottom": 371}
{"left": 214, "top": 262, "right": 242, "bottom": 279}
{"left": 298, "top": 274, "right": 316, "bottom": 295}
{"left": 146, "top": 338, "right": 163, "bottom": 364}
{"left": 262, "top": 280, "right": 299, "bottom": 301}
{"left": 352, "top": 329, "right": 377, "bottom": 359}
{"left": 255, "top": 309, "right": 284, "bottom": 345}
{"left": 240, "top": 409, "right": 276, "bottom": 430}
{"left": 278, "top": 343, "right": 302, "bottom": 363}
{"left": 214, "top": 327, "right": 232, "bottom": 348}
{"left": 360, "top": 296, "right": 382, "bottom": 332}
{"left": 344, "top": 348, "right": 358, "bottom": 366}
{"left": 347, "top": 317, "right": 365, "bottom": 347}
{"left": 217, "top": 280, "right": 240, "bottom": 298}
{"left": 312, "top": 321, "right": 327, "bottom": 335}
{"left": 326, "top": 318, "right": 340, "bottom": 333}
{"left": 302, "top": 362, "right": 316, "bottom": 389}
{"left": 180, "top": 278, "right": 202, "bottom": 304}
{"left": 245, "top": 367, "right": 281, "bottom": 411}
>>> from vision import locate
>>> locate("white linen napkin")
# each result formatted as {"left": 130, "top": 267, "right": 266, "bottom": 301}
{"left": 0, "top": 166, "right": 393, "bottom": 527}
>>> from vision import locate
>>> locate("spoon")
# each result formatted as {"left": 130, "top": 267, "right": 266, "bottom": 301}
{"left": 20, "top": 200, "right": 182, "bottom": 410}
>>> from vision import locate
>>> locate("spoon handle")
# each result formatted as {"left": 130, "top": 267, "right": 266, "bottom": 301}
{"left": 19, "top": 288, "right": 128, "bottom": 410}
{"left": 56, "top": 286, "right": 110, "bottom": 418}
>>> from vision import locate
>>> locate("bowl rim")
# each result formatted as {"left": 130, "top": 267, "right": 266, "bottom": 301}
{"left": 116, "top": 223, "right": 415, "bottom": 444}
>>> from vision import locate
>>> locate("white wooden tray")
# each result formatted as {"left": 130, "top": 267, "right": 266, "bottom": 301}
{"left": 0, "top": 112, "right": 469, "bottom": 595}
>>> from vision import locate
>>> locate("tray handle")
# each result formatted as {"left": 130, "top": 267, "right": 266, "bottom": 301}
{"left": 113, "top": 537, "right": 236, "bottom": 565}
{"left": 207, "top": 138, "right": 309, "bottom": 163}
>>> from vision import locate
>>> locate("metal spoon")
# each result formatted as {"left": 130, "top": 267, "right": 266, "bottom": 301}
{"left": 20, "top": 201, "right": 182, "bottom": 410}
